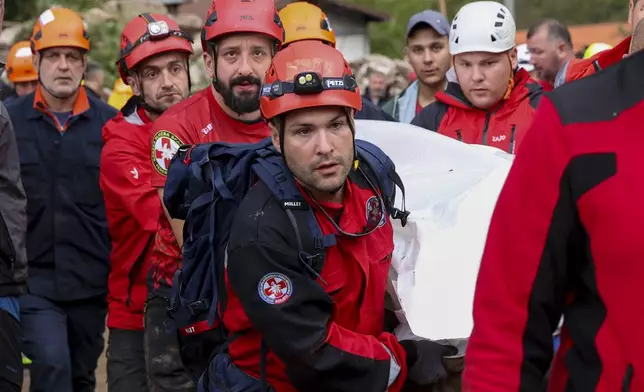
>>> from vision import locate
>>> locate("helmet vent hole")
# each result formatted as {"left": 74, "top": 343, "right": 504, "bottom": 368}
{"left": 495, "top": 21, "right": 503, "bottom": 27}
{"left": 490, "top": 35, "right": 497, "bottom": 42}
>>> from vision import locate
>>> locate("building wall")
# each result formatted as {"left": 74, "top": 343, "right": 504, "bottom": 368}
{"left": 327, "top": 11, "right": 370, "bottom": 62}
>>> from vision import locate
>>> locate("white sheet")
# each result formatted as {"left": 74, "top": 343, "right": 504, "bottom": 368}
{"left": 355, "top": 120, "right": 513, "bottom": 341}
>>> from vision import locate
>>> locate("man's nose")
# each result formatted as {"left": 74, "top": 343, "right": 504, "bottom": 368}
{"left": 237, "top": 52, "right": 254, "bottom": 75}
{"left": 422, "top": 49, "right": 434, "bottom": 64}
{"left": 315, "top": 129, "right": 334, "bottom": 155}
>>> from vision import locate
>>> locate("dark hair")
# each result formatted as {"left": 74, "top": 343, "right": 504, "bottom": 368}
{"left": 85, "top": 60, "right": 103, "bottom": 78}
{"left": 527, "top": 19, "right": 573, "bottom": 49}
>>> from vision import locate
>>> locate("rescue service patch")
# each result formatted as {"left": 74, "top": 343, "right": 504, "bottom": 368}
{"left": 366, "top": 196, "right": 386, "bottom": 228}
{"left": 152, "top": 130, "right": 183, "bottom": 175}
{"left": 258, "top": 272, "right": 293, "bottom": 305}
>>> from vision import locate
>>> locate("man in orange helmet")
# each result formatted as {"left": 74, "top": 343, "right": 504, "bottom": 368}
{"left": 100, "top": 13, "right": 194, "bottom": 392}
{"left": 146, "top": 0, "right": 283, "bottom": 385}
{"left": 198, "top": 40, "right": 456, "bottom": 392}
{"left": 4, "top": 41, "right": 38, "bottom": 104}
{"left": 278, "top": 1, "right": 395, "bottom": 122}
{"left": 5, "top": 7, "right": 117, "bottom": 392}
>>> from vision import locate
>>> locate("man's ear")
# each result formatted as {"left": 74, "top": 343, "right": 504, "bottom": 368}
{"left": 509, "top": 47, "right": 518, "bottom": 70}
{"left": 203, "top": 51, "right": 215, "bottom": 80}
{"left": 127, "top": 75, "right": 141, "bottom": 96}
{"left": 269, "top": 121, "right": 281, "bottom": 153}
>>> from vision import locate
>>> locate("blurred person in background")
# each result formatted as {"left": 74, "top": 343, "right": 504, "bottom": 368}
{"left": 0, "top": 1, "right": 29, "bottom": 391}
{"left": 363, "top": 70, "right": 391, "bottom": 107}
{"left": 100, "top": 13, "right": 194, "bottom": 392}
{"left": 557, "top": 0, "right": 644, "bottom": 86}
{"left": 4, "top": 41, "right": 38, "bottom": 104}
{"left": 516, "top": 43, "right": 537, "bottom": 78}
{"left": 6, "top": 7, "right": 117, "bottom": 392}
{"left": 383, "top": 10, "right": 451, "bottom": 123}
{"left": 278, "top": 1, "right": 395, "bottom": 121}
{"left": 526, "top": 19, "right": 575, "bottom": 91}
{"left": 583, "top": 42, "right": 613, "bottom": 59}
{"left": 411, "top": 1, "right": 542, "bottom": 153}
{"left": 84, "top": 60, "right": 105, "bottom": 100}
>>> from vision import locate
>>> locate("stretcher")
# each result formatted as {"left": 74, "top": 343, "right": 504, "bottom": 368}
{"left": 355, "top": 120, "right": 514, "bottom": 344}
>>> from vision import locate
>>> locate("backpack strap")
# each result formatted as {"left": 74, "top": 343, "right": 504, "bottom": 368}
{"left": 356, "top": 140, "right": 410, "bottom": 226}
{"left": 252, "top": 153, "right": 336, "bottom": 281}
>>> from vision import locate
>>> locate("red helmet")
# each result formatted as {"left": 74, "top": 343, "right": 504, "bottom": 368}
{"left": 260, "top": 41, "right": 362, "bottom": 120}
{"left": 117, "top": 13, "right": 193, "bottom": 84}
{"left": 200, "top": 0, "right": 284, "bottom": 53}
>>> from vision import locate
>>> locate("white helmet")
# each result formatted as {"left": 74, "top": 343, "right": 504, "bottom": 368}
{"left": 516, "top": 43, "right": 534, "bottom": 72}
{"left": 449, "top": 1, "right": 516, "bottom": 55}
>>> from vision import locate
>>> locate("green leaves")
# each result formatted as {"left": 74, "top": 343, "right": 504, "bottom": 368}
{"left": 344, "top": 0, "right": 629, "bottom": 58}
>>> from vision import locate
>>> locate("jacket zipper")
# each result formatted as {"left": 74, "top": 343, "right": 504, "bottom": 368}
{"left": 508, "top": 125, "right": 517, "bottom": 154}
{"left": 482, "top": 112, "right": 492, "bottom": 145}
{"left": 455, "top": 129, "right": 463, "bottom": 142}
{"left": 623, "top": 364, "right": 634, "bottom": 392}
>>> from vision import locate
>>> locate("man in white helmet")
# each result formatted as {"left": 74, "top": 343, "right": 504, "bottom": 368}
{"left": 411, "top": 1, "right": 542, "bottom": 155}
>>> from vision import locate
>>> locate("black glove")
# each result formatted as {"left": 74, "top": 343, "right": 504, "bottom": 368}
{"left": 399, "top": 339, "right": 458, "bottom": 386}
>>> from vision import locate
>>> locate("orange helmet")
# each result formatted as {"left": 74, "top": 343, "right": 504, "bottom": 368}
{"left": 201, "top": 0, "right": 284, "bottom": 53}
{"left": 279, "top": 2, "right": 336, "bottom": 47}
{"left": 6, "top": 41, "right": 38, "bottom": 83}
{"left": 260, "top": 40, "right": 361, "bottom": 120}
{"left": 31, "top": 8, "right": 90, "bottom": 53}
{"left": 117, "top": 13, "right": 194, "bottom": 84}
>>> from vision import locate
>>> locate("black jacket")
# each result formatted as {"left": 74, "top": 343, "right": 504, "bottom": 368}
{"left": 356, "top": 97, "right": 396, "bottom": 122}
{"left": 8, "top": 89, "right": 116, "bottom": 301}
{"left": 0, "top": 102, "right": 27, "bottom": 296}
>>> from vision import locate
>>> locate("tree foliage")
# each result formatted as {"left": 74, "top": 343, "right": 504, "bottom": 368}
{"left": 6, "top": 0, "right": 123, "bottom": 87}
{"left": 344, "top": 0, "right": 629, "bottom": 58}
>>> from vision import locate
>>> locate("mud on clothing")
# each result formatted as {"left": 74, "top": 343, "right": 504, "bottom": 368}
{"left": 463, "top": 48, "right": 644, "bottom": 391}
{"left": 144, "top": 295, "right": 195, "bottom": 392}
{"left": 410, "top": 68, "right": 542, "bottom": 154}
{"left": 101, "top": 97, "right": 159, "bottom": 331}
{"left": 148, "top": 87, "right": 270, "bottom": 296}
{"left": 223, "top": 172, "right": 407, "bottom": 392}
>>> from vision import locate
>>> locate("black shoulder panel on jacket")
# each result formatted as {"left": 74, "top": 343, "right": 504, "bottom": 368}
{"left": 525, "top": 81, "right": 544, "bottom": 110}
{"left": 410, "top": 100, "right": 449, "bottom": 132}
{"left": 549, "top": 50, "right": 644, "bottom": 125}
{"left": 227, "top": 181, "right": 300, "bottom": 254}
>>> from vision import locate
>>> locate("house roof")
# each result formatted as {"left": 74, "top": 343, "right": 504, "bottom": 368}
{"left": 179, "top": 0, "right": 390, "bottom": 23}
{"left": 516, "top": 21, "right": 629, "bottom": 52}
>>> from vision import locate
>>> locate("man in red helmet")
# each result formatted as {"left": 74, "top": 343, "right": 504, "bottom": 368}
{"left": 200, "top": 40, "right": 457, "bottom": 392}
{"left": 100, "top": 13, "right": 193, "bottom": 392}
{"left": 146, "top": 0, "right": 283, "bottom": 385}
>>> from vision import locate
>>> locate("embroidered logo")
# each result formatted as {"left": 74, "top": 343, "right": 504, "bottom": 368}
{"left": 152, "top": 130, "right": 183, "bottom": 175}
{"left": 258, "top": 273, "right": 293, "bottom": 305}
{"left": 366, "top": 196, "right": 386, "bottom": 228}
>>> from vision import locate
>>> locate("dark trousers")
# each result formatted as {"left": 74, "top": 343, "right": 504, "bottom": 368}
{"left": 20, "top": 294, "right": 106, "bottom": 392}
{"left": 144, "top": 294, "right": 195, "bottom": 392}
{"left": 107, "top": 328, "right": 148, "bottom": 392}
{"left": 0, "top": 308, "right": 22, "bottom": 392}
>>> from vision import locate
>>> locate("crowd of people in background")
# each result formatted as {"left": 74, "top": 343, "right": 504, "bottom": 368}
{"left": 1, "top": 0, "right": 644, "bottom": 391}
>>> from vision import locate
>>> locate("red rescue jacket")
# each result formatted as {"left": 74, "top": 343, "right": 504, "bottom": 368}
{"left": 411, "top": 68, "right": 543, "bottom": 154}
{"left": 564, "top": 36, "right": 630, "bottom": 83}
{"left": 100, "top": 98, "right": 158, "bottom": 330}
{"left": 223, "top": 174, "right": 407, "bottom": 392}
{"left": 464, "top": 50, "right": 644, "bottom": 391}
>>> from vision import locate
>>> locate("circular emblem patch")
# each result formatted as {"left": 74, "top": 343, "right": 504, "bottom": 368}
{"left": 258, "top": 273, "right": 293, "bottom": 305}
{"left": 152, "top": 130, "right": 183, "bottom": 175}
{"left": 366, "top": 196, "right": 386, "bottom": 228}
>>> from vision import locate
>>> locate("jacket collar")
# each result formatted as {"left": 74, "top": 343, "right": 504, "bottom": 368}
{"left": 29, "top": 84, "right": 90, "bottom": 119}
{"left": 436, "top": 68, "right": 534, "bottom": 111}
